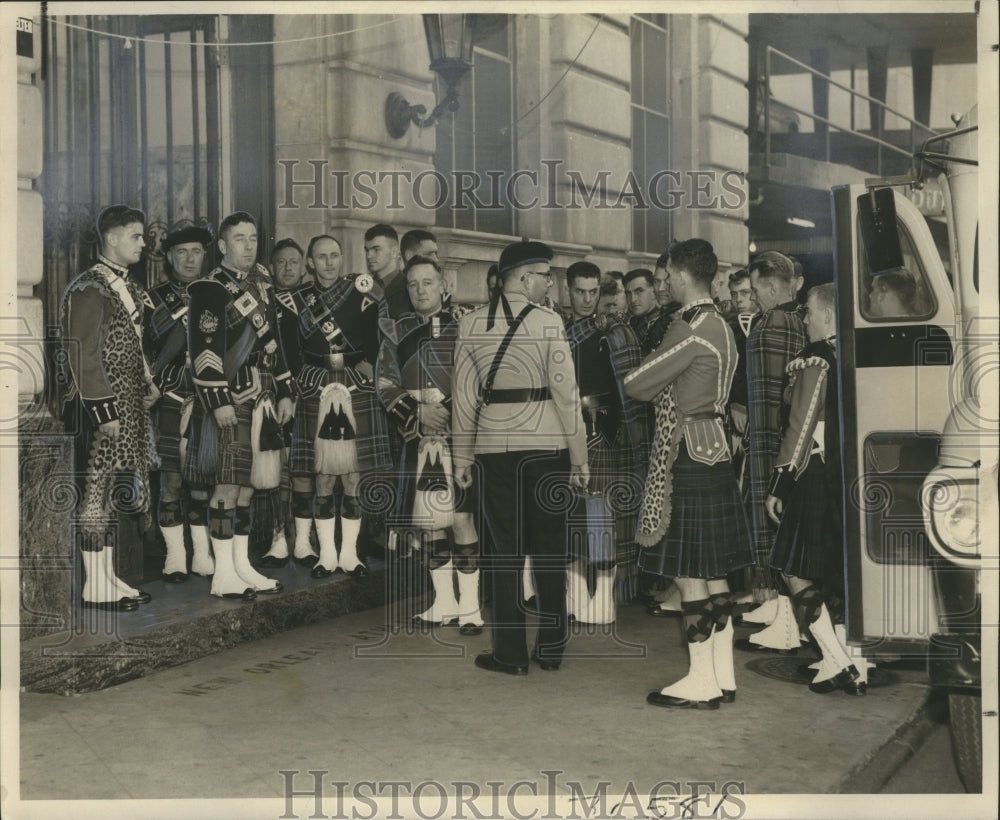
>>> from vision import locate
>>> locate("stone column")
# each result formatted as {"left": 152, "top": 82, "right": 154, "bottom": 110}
{"left": 672, "top": 14, "right": 750, "bottom": 273}
{"left": 540, "top": 15, "right": 631, "bottom": 269}
{"left": 15, "top": 14, "right": 75, "bottom": 639}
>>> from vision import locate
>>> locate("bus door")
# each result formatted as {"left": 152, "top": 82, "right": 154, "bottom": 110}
{"left": 833, "top": 184, "right": 959, "bottom": 653}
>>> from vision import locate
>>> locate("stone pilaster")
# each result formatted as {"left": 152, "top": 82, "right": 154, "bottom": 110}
{"left": 671, "top": 14, "right": 750, "bottom": 273}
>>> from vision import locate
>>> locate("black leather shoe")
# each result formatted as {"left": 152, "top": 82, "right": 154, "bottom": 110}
{"left": 797, "top": 663, "right": 821, "bottom": 680}
{"left": 646, "top": 691, "right": 720, "bottom": 709}
{"left": 294, "top": 554, "right": 320, "bottom": 569}
{"left": 647, "top": 605, "right": 681, "bottom": 618}
{"left": 346, "top": 564, "right": 370, "bottom": 580}
{"left": 221, "top": 588, "right": 257, "bottom": 601}
{"left": 162, "top": 571, "right": 189, "bottom": 584}
{"left": 809, "top": 665, "right": 860, "bottom": 694}
{"left": 734, "top": 637, "right": 798, "bottom": 656}
{"left": 256, "top": 555, "right": 289, "bottom": 569}
{"left": 712, "top": 690, "right": 736, "bottom": 704}
{"left": 797, "top": 663, "right": 870, "bottom": 685}
{"left": 311, "top": 564, "right": 335, "bottom": 579}
{"left": 255, "top": 581, "right": 283, "bottom": 594}
{"left": 530, "top": 652, "right": 560, "bottom": 671}
{"left": 459, "top": 623, "right": 483, "bottom": 636}
{"left": 474, "top": 652, "right": 528, "bottom": 676}
{"left": 126, "top": 590, "right": 152, "bottom": 604}
{"left": 81, "top": 598, "right": 139, "bottom": 612}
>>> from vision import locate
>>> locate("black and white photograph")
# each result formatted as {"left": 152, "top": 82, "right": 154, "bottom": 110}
{"left": 1, "top": 1, "right": 997, "bottom": 818}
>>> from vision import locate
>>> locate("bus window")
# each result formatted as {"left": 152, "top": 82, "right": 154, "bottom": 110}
{"left": 862, "top": 432, "right": 941, "bottom": 565}
{"left": 857, "top": 216, "right": 938, "bottom": 322}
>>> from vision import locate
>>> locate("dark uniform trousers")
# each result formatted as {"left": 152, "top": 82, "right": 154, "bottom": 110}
{"left": 477, "top": 449, "right": 570, "bottom": 667}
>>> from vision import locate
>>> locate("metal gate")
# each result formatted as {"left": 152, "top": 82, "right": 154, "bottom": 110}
{"left": 41, "top": 13, "right": 223, "bottom": 413}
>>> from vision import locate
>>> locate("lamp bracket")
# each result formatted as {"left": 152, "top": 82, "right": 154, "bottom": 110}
{"left": 385, "top": 90, "right": 461, "bottom": 138}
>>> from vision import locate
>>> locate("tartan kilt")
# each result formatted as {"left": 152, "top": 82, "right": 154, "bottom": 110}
{"left": 639, "top": 442, "right": 754, "bottom": 579}
{"left": 153, "top": 393, "right": 187, "bottom": 473}
{"left": 570, "top": 426, "right": 642, "bottom": 567}
{"left": 391, "top": 437, "right": 478, "bottom": 530}
{"left": 290, "top": 365, "right": 392, "bottom": 477}
{"left": 769, "top": 453, "right": 843, "bottom": 582}
{"left": 183, "top": 399, "right": 255, "bottom": 488}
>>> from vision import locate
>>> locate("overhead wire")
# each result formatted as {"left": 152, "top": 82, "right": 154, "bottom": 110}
{"left": 45, "top": 14, "right": 403, "bottom": 48}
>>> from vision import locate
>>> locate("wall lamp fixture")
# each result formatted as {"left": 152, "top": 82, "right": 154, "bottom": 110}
{"left": 386, "top": 14, "right": 474, "bottom": 139}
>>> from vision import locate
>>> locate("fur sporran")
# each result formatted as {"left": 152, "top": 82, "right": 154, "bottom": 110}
{"left": 250, "top": 395, "right": 283, "bottom": 489}
{"left": 315, "top": 382, "right": 359, "bottom": 475}
{"left": 412, "top": 435, "right": 455, "bottom": 530}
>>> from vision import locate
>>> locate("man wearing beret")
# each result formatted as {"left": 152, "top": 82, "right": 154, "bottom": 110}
{"left": 184, "top": 211, "right": 295, "bottom": 600}
{"left": 60, "top": 204, "right": 159, "bottom": 611}
{"left": 144, "top": 221, "right": 216, "bottom": 584}
{"left": 453, "top": 240, "right": 589, "bottom": 675}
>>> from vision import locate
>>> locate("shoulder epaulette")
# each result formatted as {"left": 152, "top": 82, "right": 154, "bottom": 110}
{"left": 786, "top": 355, "right": 829, "bottom": 374}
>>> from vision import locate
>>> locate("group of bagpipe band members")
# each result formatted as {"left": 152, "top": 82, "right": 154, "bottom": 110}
{"left": 63, "top": 205, "right": 867, "bottom": 700}
{"left": 162, "top": 218, "right": 394, "bottom": 600}
{"left": 76, "top": 211, "right": 482, "bottom": 625}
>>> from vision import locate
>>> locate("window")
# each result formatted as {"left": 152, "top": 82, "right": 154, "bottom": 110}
{"left": 863, "top": 433, "right": 940, "bottom": 565}
{"left": 630, "top": 14, "right": 670, "bottom": 253}
{"left": 434, "top": 15, "right": 514, "bottom": 236}
{"left": 857, "top": 216, "right": 938, "bottom": 322}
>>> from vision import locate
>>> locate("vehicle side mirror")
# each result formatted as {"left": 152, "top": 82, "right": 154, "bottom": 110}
{"left": 858, "top": 188, "right": 906, "bottom": 275}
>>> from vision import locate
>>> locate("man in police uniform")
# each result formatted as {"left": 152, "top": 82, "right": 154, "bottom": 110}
{"left": 276, "top": 234, "right": 392, "bottom": 580}
{"left": 377, "top": 255, "right": 484, "bottom": 634}
{"left": 624, "top": 239, "right": 754, "bottom": 709}
{"left": 453, "top": 240, "right": 589, "bottom": 675}
{"left": 144, "top": 221, "right": 215, "bottom": 583}
{"left": 563, "top": 261, "right": 648, "bottom": 624}
{"left": 61, "top": 205, "right": 159, "bottom": 611}
{"left": 185, "top": 211, "right": 295, "bottom": 600}
{"left": 737, "top": 251, "right": 808, "bottom": 652}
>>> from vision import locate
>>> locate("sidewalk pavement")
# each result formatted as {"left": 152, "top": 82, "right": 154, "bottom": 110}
{"left": 15, "top": 588, "right": 934, "bottom": 812}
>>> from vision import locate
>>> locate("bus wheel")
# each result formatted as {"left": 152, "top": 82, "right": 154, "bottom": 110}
{"left": 948, "top": 692, "right": 982, "bottom": 793}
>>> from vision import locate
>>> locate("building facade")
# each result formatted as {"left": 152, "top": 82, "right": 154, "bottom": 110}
{"left": 12, "top": 9, "right": 977, "bottom": 635}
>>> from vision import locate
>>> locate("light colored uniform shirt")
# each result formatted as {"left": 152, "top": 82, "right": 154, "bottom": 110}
{"left": 452, "top": 292, "right": 587, "bottom": 469}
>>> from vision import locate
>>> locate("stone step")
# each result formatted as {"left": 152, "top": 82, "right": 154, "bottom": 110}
{"left": 19, "top": 560, "right": 394, "bottom": 695}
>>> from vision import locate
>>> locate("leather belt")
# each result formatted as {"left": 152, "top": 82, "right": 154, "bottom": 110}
{"left": 683, "top": 411, "right": 725, "bottom": 422}
{"left": 486, "top": 387, "right": 551, "bottom": 404}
